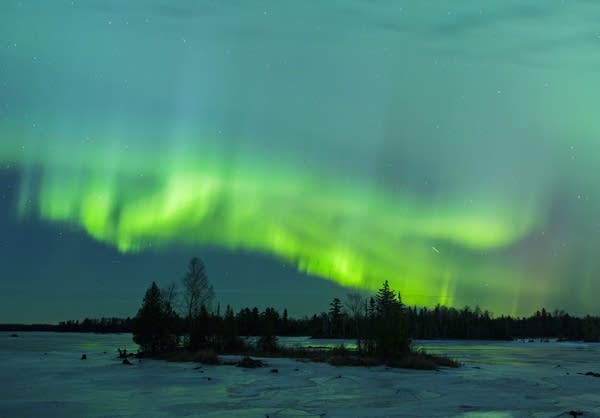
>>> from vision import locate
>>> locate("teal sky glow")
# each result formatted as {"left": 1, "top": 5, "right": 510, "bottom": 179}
{"left": 1, "top": 1, "right": 600, "bottom": 321}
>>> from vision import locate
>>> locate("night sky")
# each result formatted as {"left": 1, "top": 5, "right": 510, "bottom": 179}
{"left": 1, "top": 1, "right": 600, "bottom": 322}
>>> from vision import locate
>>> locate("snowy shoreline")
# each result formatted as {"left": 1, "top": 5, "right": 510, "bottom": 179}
{"left": 2, "top": 333, "right": 600, "bottom": 417}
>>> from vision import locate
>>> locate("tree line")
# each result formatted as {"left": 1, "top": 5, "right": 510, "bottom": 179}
{"left": 9, "top": 303, "right": 596, "bottom": 343}
{"left": 5, "top": 257, "right": 599, "bottom": 347}
{"left": 0, "top": 318, "right": 134, "bottom": 333}
{"left": 315, "top": 302, "right": 600, "bottom": 342}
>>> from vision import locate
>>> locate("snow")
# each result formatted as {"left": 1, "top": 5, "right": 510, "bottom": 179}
{"left": 2, "top": 333, "right": 600, "bottom": 417}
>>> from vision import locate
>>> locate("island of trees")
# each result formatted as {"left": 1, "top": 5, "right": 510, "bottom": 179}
{"left": 3, "top": 257, "right": 600, "bottom": 369}
{"left": 128, "top": 257, "right": 453, "bottom": 369}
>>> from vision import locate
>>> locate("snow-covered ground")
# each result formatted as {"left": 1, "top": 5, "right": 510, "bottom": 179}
{"left": 1, "top": 333, "right": 600, "bottom": 417}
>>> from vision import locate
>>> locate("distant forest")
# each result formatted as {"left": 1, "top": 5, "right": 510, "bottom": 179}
{"left": 2, "top": 305, "right": 599, "bottom": 342}
{"left": 3, "top": 272, "right": 600, "bottom": 343}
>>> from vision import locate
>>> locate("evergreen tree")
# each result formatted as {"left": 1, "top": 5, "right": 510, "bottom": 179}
{"left": 221, "top": 304, "right": 243, "bottom": 351}
{"left": 133, "top": 282, "right": 178, "bottom": 354}
{"left": 329, "top": 297, "right": 343, "bottom": 337}
{"left": 362, "top": 280, "right": 411, "bottom": 357}
{"left": 282, "top": 308, "right": 289, "bottom": 335}
{"left": 257, "top": 307, "right": 279, "bottom": 352}
{"left": 189, "top": 305, "right": 211, "bottom": 349}
{"left": 375, "top": 280, "right": 395, "bottom": 319}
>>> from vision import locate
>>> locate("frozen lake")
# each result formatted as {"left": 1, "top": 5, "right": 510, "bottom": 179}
{"left": 2, "top": 333, "right": 600, "bottom": 417}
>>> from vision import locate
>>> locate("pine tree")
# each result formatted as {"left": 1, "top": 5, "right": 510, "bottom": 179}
{"left": 375, "top": 280, "right": 395, "bottom": 319}
{"left": 190, "top": 305, "right": 211, "bottom": 349}
{"left": 362, "top": 280, "right": 411, "bottom": 357}
{"left": 329, "top": 297, "right": 343, "bottom": 337}
{"left": 258, "top": 307, "right": 279, "bottom": 352}
{"left": 133, "top": 282, "right": 178, "bottom": 354}
{"left": 221, "top": 304, "right": 242, "bottom": 351}
{"left": 282, "top": 308, "right": 289, "bottom": 334}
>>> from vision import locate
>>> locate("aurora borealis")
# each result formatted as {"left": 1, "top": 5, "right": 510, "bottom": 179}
{"left": 1, "top": 1, "right": 600, "bottom": 321}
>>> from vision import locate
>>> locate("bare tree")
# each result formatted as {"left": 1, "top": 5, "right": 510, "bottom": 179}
{"left": 161, "top": 281, "right": 178, "bottom": 311}
{"left": 345, "top": 292, "right": 364, "bottom": 320}
{"left": 346, "top": 292, "right": 365, "bottom": 346}
{"left": 182, "top": 257, "right": 215, "bottom": 321}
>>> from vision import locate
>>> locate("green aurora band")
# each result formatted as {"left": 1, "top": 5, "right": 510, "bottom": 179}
{"left": 0, "top": 131, "right": 544, "bottom": 314}
{"left": 2, "top": 1, "right": 600, "bottom": 315}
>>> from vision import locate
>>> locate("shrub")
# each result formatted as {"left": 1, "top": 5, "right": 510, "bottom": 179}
{"left": 194, "top": 349, "right": 219, "bottom": 365}
{"left": 237, "top": 356, "right": 265, "bottom": 368}
{"left": 331, "top": 344, "right": 350, "bottom": 357}
{"left": 257, "top": 335, "right": 279, "bottom": 353}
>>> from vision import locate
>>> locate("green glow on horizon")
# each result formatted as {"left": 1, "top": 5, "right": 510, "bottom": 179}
{"left": 3, "top": 135, "right": 539, "bottom": 311}
{"left": 2, "top": 0, "right": 600, "bottom": 317}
